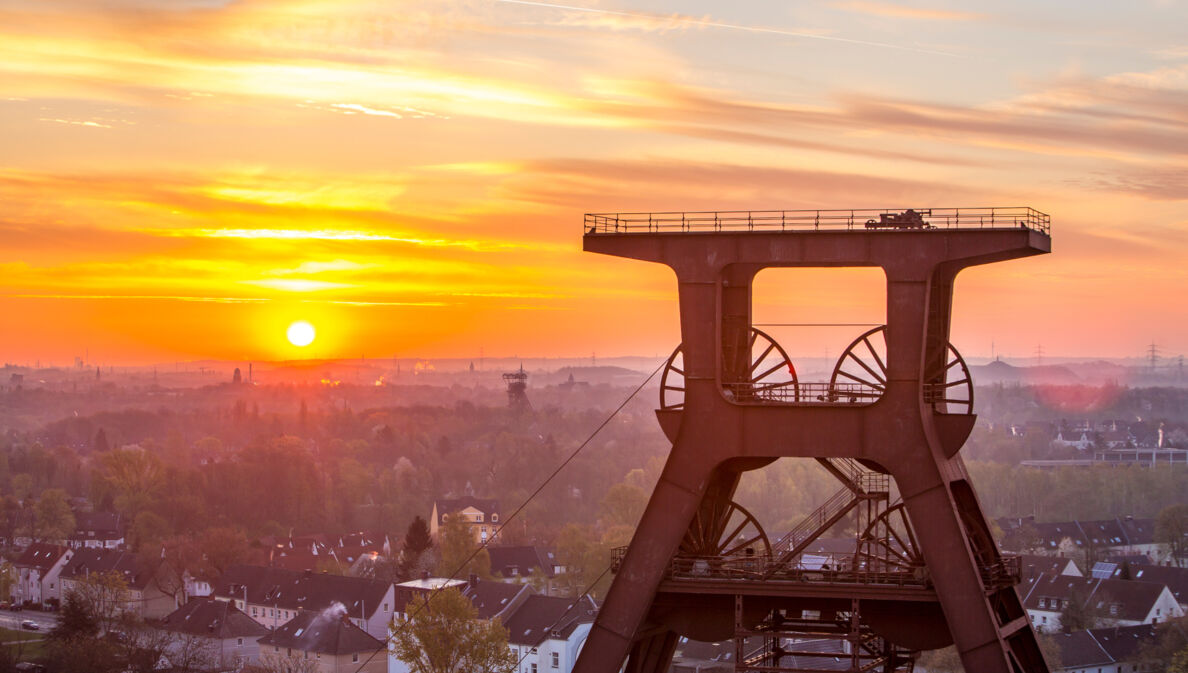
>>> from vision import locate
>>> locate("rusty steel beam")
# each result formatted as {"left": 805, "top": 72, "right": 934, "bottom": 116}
{"left": 572, "top": 215, "right": 1051, "bottom": 673}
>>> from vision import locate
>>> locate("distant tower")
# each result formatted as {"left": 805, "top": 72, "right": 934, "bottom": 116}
{"left": 233, "top": 367, "right": 242, "bottom": 384}
{"left": 502, "top": 365, "right": 531, "bottom": 412}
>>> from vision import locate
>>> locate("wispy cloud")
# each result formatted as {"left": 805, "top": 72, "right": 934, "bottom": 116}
{"left": 493, "top": 0, "right": 960, "bottom": 56}
{"left": 829, "top": 1, "right": 986, "bottom": 22}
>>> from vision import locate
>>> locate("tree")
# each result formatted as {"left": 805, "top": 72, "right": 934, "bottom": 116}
{"left": 67, "top": 570, "right": 133, "bottom": 634}
{"left": 48, "top": 590, "right": 121, "bottom": 673}
{"left": 1060, "top": 586, "right": 1110, "bottom": 632}
{"left": 1156, "top": 504, "right": 1188, "bottom": 567}
{"left": 257, "top": 650, "right": 322, "bottom": 673}
{"left": 434, "top": 514, "right": 490, "bottom": 579}
{"left": 0, "top": 562, "right": 15, "bottom": 602}
{"left": 200, "top": 527, "right": 250, "bottom": 576}
{"left": 392, "top": 587, "right": 517, "bottom": 673}
{"left": 598, "top": 482, "right": 647, "bottom": 529}
{"left": 400, "top": 516, "right": 434, "bottom": 579}
{"left": 129, "top": 510, "right": 171, "bottom": 550}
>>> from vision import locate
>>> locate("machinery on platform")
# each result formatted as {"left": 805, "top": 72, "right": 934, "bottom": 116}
{"left": 574, "top": 207, "right": 1052, "bottom": 673}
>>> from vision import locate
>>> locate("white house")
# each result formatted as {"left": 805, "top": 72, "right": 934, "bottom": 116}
{"left": 12, "top": 543, "right": 72, "bottom": 605}
{"left": 1020, "top": 573, "right": 1183, "bottom": 633}
{"left": 505, "top": 594, "right": 598, "bottom": 673}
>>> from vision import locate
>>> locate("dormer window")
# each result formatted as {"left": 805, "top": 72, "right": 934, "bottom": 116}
{"left": 491, "top": 514, "right": 498, "bottom": 523}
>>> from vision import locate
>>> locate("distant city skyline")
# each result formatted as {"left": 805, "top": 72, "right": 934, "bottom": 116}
{"left": 1, "top": 1, "right": 1185, "bottom": 363}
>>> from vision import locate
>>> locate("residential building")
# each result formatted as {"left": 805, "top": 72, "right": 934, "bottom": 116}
{"left": 213, "top": 565, "right": 395, "bottom": 638}
{"left": 1052, "top": 622, "right": 1187, "bottom": 673}
{"left": 392, "top": 577, "right": 468, "bottom": 620}
{"left": 67, "top": 511, "right": 125, "bottom": 549}
{"left": 258, "top": 609, "right": 387, "bottom": 673}
{"left": 504, "top": 594, "right": 598, "bottom": 673}
{"left": 489, "top": 546, "right": 564, "bottom": 580}
{"left": 1020, "top": 573, "right": 1183, "bottom": 633}
{"left": 465, "top": 576, "right": 533, "bottom": 620}
{"left": 999, "top": 516, "right": 1166, "bottom": 564}
{"left": 1109, "top": 563, "right": 1188, "bottom": 610}
{"left": 1020, "top": 555, "right": 1082, "bottom": 581}
{"left": 59, "top": 548, "right": 177, "bottom": 619}
{"left": 157, "top": 597, "right": 268, "bottom": 671}
{"left": 431, "top": 497, "right": 501, "bottom": 544}
{"left": 11, "top": 543, "right": 71, "bottom": 605}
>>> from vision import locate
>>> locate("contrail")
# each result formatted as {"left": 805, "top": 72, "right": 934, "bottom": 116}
{"left": 494, "top": 0, "right": 958, "bottom": 57}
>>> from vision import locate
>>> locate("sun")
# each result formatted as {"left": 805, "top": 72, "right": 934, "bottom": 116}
{"left": 286, "top": 320, "right": 316, "bottom": 347}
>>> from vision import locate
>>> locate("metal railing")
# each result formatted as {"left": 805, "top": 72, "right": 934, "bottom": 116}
{"left": 612, "top": 547, "right": 1024, "bottom": 591}
{"left": 585, "top": 206, "right": 1050, "bottom": 236}
{"left": 722, "top": 380, "right": 958, "bottom": 407}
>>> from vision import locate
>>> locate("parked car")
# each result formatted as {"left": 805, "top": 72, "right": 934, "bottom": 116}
{"left": 19, "top": 620, "right": 39, "bottom": 631}
{"left": 0, "top": 601, "right": 10, "bottom": 610}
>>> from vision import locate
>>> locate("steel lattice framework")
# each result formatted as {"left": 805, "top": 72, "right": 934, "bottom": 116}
{"left": 573, "top": 208, "right": 1052, "bottom": 673}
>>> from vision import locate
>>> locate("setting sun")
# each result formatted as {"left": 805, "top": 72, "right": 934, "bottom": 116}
{"left": 286, "top": 320, "right": 316, "bottom": 347}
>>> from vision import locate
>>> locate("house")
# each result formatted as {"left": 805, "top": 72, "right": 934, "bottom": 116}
{"left": 489, "top": 546, "right": 564, "bottom": 580}
{"left": 67, "top": 511, "right": 125, "bottom": 549}
{"left": 257, "top": 608, "right": 387, "bottom": 673}
{"left": 1109, "top": 563, "right": 1188, "bottom": 610}
{"left": 12, "top": 543, "right": 72, "bottom": 606}
{"left": 392, "top": 577, "right": 469, "bottom": 620}
{"left": 464, "top": 576, "right": 533, "bottom": 620}
{"left": 999, "top": 516, "right": 1165, "bottom": 564}
{"left": 504, "top": 594, "right": 598, "bottom": 673}
{"left": 260, "top": 531, "right": 391, "bottom": 575}
{"left": 59, "top": 548, "right": 177, "bottom": 619}
{"left": 431, "top": 497, "right": 501, "bottom": 544}
{"left": 1020, "top": 573, "right": 1183, "bottom": 633}
{"left": 213, "top": 565, "right": 395, "bottom": 639}
{"left": 157, "top": 597, "right": 268, "bottom": 671}
{"left": 1052, "top": 430, "right": 1092, "bottom": 451}
{"left": 1051, "top": 622, "right": 1187, "bottom": 673}
{"left": 1020, "top": 555, "right": 1081, "bottom": 581}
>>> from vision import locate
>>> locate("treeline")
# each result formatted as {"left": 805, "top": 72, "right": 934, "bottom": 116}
{"left": 0, "top": 387, "right": 670, "bottom": 563}
{"left": 968, "top": 461, "right": 1188, "bottom": 522}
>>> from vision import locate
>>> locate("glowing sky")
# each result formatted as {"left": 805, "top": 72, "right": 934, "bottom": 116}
{"left": 1, "top": 0, "right": 1185, "bottom": 364}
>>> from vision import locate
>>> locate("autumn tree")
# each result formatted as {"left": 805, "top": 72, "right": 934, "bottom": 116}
{"left": 92, "top": 447, "right": 165, "bottom": 519}
{"left": 434, "top": 513, "right": 490, "bottom": 579}
{"left": 68, "top": 569, "right": 133, "bottom": 634}
{"left": 598, "top": 482, "right": 647, "bottom": 529}
{"left": 392, "top": 587, "right": 517, "bottom": 673}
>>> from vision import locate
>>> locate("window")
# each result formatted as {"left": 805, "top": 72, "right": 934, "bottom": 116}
{"left": 352, "top": 654, "right": 360, "bottom": 663}
{"left": 237, "top": 638, "right": 244, "bottom": 646}
{"left": 384, "top": 602, "right": 389, "bottom": 612}
{"left": 531, "top": 664, "right": 537, "bottom": 673}
{"left": 1038, "top": 598, "right": 1045, "bottom": 608}
{"left": 252, "top": 607, "right": 258, "bottom": 617}
{"left": 492, "top": 514, "right": 498, "bottom": 523}
{"left": 551, "top": 652, "right": 559, "bottom": 668}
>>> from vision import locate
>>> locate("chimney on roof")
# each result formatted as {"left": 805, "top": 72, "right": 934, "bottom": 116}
{"left": 420, "top": 570, "right": 430, "bottom": 581}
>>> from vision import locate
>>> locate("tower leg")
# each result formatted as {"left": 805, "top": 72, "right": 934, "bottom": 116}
{"left": 573, "top": 446, "right": 719, "bottom": 673}
{"left": 897, "top": 466, "right": 1047, "bottom": 672}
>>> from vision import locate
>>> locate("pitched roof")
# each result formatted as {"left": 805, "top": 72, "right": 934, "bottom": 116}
{"left": 1021, "top": 573, "right": 1171, "bottom": 622}
{"left": 1054, "top": 622, "right": 1187, "bottom": 669}
{"left": 1019, "top": 555, "right": 1079, "bottom": 580}
{"left": 502, "top": 595, "right": 597, "bottom": 646}
{"left": 999, "top": 517, "right": 1157, "bottom": 551}
{"left": 213, "top": 565, "right": 390, "bottom": 620}
{"left": 60, "top": 548, "right": 155, "bottom": 590}
{"left": 488, "top": 546, "right": 557, "bottom": 578}
{"left": 1117, "top": 564, "right": 1188, "bottom": 604}
{"left": 14, "top": 543, "right": 69, "bottom": 572}
{"left": 257, "top": 609, "right": 384, "bottom": 655}
{"left": 463, "top": 580, "right": 530, "bottom": 620}
{"left": 159, "top": 597, "right": 268, "bottom": 639}
{"left": 72, "top": 511, "right": 123, "bottom": 536}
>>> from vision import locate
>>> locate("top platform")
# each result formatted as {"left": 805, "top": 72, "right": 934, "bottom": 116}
{"left": 585, "top": 206, "right": 1049, "bottom": 236}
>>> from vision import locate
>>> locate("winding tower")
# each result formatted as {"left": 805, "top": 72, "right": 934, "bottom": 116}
{"left": 504, "top": 365, "right": 531, "bottom": 412}
{"left": 573, "top": 208, "right": 1052, "bottom": 673}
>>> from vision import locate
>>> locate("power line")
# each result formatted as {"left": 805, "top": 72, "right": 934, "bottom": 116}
{"left": 351, "top": 359, "right": 664, "bottom": 673}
